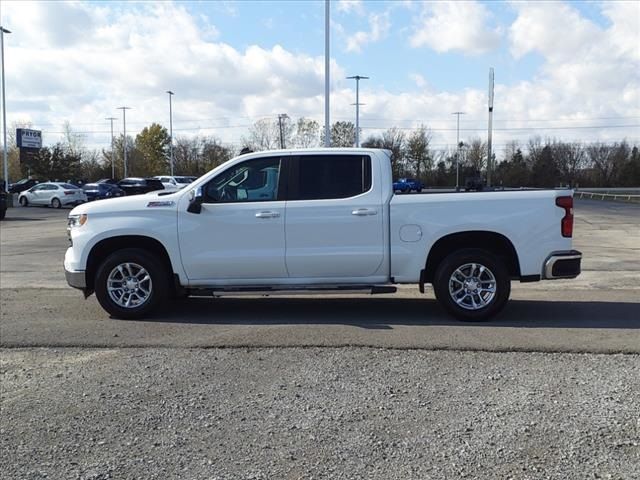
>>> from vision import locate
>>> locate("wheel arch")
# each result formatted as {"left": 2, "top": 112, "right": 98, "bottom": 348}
{"left": 423, "top": 231, "right": 521, "bottom": 283}
{"left": 85, "top": 235, "right": 174, "bottom": 292}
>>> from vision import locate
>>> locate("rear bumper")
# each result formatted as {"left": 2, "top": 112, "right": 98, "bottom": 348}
{"left": 543, "top": 250, "right": 582, "bottom": 279}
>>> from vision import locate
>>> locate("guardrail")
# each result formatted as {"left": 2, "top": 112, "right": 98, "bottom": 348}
{"left": 575, "top": 191, "right": 640, "bottom": 202}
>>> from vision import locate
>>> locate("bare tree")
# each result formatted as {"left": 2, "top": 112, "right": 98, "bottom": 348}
{"left": 587, "top": 142, "right": 618, "bottom": 186}
{"left": 466, "top": 138, "right": 487, "bottom": 173}
{"left": 293, "top": 118, "right": 320, "bottom": 148}
{"left": 242, "top": 118, "right": 281, "bottom": 151}
{"left": 552, "top": 141, "right": 585, "bottom": 187}
{"left": 405, "top": 125, "right": 432, "bottom": 180}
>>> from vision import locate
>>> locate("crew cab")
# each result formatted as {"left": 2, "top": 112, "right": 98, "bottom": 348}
{"left": 64, "top": 148, "right": 581, "bottom": 321}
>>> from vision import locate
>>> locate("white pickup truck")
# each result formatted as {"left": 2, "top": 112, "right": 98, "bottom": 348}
{"left": 64, "top": 148, "right": 581, "bottom": 321}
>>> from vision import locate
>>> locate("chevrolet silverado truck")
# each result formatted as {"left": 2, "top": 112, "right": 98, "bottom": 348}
{"left": 64, "top": 148, "right": 581, "bottom": 321}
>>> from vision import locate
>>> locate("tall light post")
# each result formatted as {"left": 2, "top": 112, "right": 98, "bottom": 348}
{"left": 324, "top": 0, "right": 330, "bottom": 147}
{"left": 1, "top": 26, "right": 11, "bottom": 190}
{"left": 347, "top": 75, "right": 368, "bottom": 147}
{"left": 166, "top": 90, "right": 174, "bottom": 176}
{"left": 117, "top": 107, "right": 131, "bottom": 177}
{"left": 452, "top": 111, "right": 466, "bottom": 191}
{"left": 487, "top": 67, "right": 495, "bottom": 187}
{"left": 105, "top": 117, "right": 116, "bottom": 178}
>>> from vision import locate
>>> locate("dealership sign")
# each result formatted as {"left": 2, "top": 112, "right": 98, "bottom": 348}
{"left": 16, "top": 128, "right": 42, "bottom": 149}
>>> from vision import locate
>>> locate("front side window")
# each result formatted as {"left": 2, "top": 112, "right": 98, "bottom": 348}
{"left": 292, "top": 155, "right": 371, "bottom": 200}
{"left": 204, "top": 157, "right": 281, "bottom": 203}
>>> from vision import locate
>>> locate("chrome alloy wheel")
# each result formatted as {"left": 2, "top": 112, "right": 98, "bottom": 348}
{"left": 448, "top": 263, "right": 497, "bottom": 310}
{"left": 107, "top": 262, "right": 153, "bottom": 308}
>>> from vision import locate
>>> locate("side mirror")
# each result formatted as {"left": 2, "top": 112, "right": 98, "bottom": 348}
{"left": 187, "top": 186, "right": 204, "bottom": 214}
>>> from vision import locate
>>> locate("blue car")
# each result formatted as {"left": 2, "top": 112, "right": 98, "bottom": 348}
{"left": 82, "top": 183, "right": 125, "bottom": 201}
{"left": 393, "top": 178, "right": 423, "bottom": 193}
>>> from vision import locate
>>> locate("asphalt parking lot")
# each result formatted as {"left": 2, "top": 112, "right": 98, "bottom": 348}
{"left": 1, "top": 199, "right": 639, "bottom": 479}
{"left": 1, "top": 199, "right": 639, "bottom": 353}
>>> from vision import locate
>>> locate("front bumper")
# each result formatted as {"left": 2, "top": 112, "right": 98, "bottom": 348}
{"left": 543, "top": 250, "right": 582, "bottom": 279}
{"left": 65, "top": 268, "right": 87, "bottom": 289}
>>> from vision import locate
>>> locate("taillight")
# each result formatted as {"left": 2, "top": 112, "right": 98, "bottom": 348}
{"left": 64, "top": 190, "right": 75, "bottom": 195}
{"left": 556, "top": 196, "right": 573, "bottom": 238}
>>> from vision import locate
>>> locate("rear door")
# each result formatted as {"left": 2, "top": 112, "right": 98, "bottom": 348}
{"left": 285, "top": 154, "right": 384, "bottom": 278}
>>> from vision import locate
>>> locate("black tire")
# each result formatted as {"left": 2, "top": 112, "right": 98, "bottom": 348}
{"left": 0, "top": 208, "right": 5, "bottom": 220}
{"left": 52, "top": 197, "right": 62, "bottom": 209}
{"left": 94, "top": 248, "right": 169, "bottom": 319}
{"left": 19, "top": 196, "right": 28, "bottom": 207}
{"left": 433, "top": 248, "right": 510, "bottom": 321}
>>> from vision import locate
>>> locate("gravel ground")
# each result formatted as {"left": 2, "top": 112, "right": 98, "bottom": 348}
{"left": 1, "top": 348, "right": 639, "bottom": 480}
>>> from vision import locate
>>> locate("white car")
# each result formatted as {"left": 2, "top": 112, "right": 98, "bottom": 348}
{"left": 65, "top": 148, "right": 581, "bottom": 321}
{"left": 19, "top": 182, "right": 87, "bottom": 209}
{"left": 153, "top": 176, "right": 194, "bottom": 191}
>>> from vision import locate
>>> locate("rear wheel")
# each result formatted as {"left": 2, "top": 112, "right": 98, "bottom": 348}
{"left": 51, "top": 197, "right": 61, "bottom": 209}
{"left": 19, "top": 196, "right": 28, "bottom": 207}
{"left": 433, "top": 249, "right": 510, "bottom": 321}
{"left": 94, "top": 248, "right": 168, "bottom": 319}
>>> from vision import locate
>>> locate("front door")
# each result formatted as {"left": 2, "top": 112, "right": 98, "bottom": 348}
{"left": 177, "top": 156, "right": 288, "bottom": 282}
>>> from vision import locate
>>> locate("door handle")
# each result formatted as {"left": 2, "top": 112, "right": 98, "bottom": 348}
{"left": 255, "top": 211, "right": 280, "bottom": 219}
{"left": 351, "top": 208, "right": 377, "bottom": 216}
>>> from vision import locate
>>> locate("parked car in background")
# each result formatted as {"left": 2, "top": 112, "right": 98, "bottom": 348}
{"left": 82, "top": 183, "right": 125, "bottom": 201}
{"left": 116, "top": 178, "right": 165, "bottom": 196}
{"left": 9, "top": 178, "right": 39, "bottom": 194}
{"left": 18, "top": 182, "right": 87, "bottom": 208}
{"left": 0, "top": 180, "right": 7, "bottom": 220}
{"left": 465, "top": 174, "right": 486, "bottom": 192}
{"left": 96, "top": 178, "right": 119, "bottom": 185}
{"left": 393, "top": 178, "right": 423, "bottom": 193}
{"left": 152, "top": 175, "right": 194, "bottom": 191}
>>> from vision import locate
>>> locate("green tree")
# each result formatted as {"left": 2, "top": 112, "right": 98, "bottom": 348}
{"left": 30, "top": 143, "right": 82, "bottom": 181}
{"left": 134, "top": 123, "right": 170, "bottom": 176}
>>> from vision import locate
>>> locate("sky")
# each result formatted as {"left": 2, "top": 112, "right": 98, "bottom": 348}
{"left": 0, "top": 0, "right": 639, "bottom": 156}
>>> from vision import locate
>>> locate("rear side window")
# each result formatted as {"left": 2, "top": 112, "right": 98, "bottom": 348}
{"left": 291, "top": 155, "right": 371, "bottom": 200}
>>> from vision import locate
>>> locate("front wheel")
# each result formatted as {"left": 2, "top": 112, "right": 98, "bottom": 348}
{"left": 51, "top": 197, "right": 62, "bottom": 209}
{"left": 94, "top": 248, "right": 169, "bottom": 319}
{"left": 433, "top": 249, "right": 510, "bottom": 321}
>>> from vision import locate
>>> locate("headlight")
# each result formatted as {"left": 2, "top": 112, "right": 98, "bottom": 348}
{"left": 67, "top": 214, "right": 88, "bottom": 229}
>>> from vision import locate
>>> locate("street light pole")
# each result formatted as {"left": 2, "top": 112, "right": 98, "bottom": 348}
{"left": 166, "top": 90, "right": 174, "bottom": 176}
{"left": 452, "top": 111, "right": 466, "bottom": 191}
{"left": 117, "top": 107, "right": 131, "bottom": 177}
{"left": 1, "top": 26, "right": 11, "bottom": 190}
{"left": 105, "top": 117, "right": 116, "bottom": 178}
{"left": 347, "top": 75, "right": 369, "bottom": 147}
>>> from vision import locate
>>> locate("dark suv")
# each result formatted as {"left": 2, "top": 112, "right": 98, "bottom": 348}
{"left": 9, "top": 178, "right": 39, "bottom": 194}
{"left": 117, "top": 178, "right": 165, "bottom": 196}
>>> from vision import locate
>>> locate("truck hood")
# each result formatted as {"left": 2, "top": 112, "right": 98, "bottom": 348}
{"left": 70, "top": 190, "right": 183, "bottom": 215}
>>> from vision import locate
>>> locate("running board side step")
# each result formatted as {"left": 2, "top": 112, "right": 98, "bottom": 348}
{"left": 187, "top": 285, "right": 397, "bottom": 297}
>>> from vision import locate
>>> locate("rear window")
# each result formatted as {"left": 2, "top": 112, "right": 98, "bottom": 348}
{"left": 291, "top": 155, "right": 372, "bottom": 201}
{"left": 61, "top": 184, "right": 78, "bottom": 189}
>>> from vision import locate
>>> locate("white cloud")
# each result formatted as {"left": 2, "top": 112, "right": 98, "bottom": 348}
{"left": 345, "top": 12, "right": 390, "bottom": 53}
{"left": 0, "top": 0, "right": 637, "bottom": 154}
{"left": 409, "top": 1, "right": 501, "bottom": 55}
{"left": 336, "top": 0, "right": 365, "bottom": 16}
